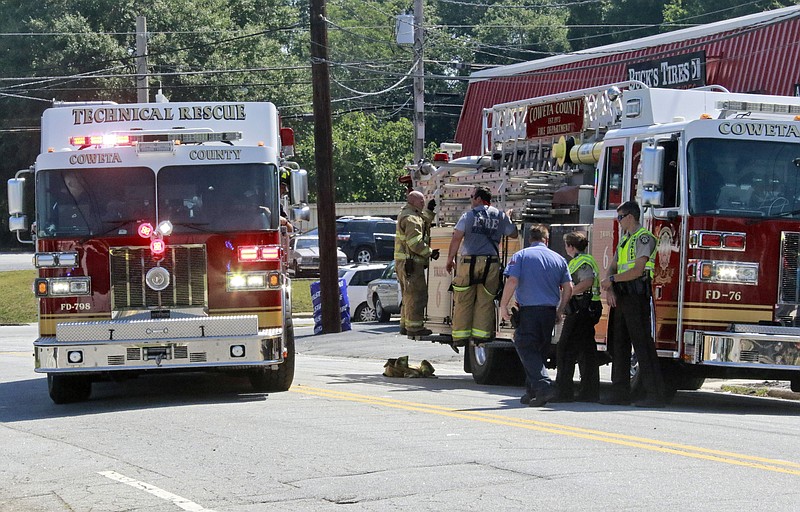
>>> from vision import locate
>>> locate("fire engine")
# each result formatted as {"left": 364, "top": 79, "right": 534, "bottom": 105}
{"left": 413, "top": 81, "right": 800, "bottom": 396}
{"left": 6, "top": 99, "right": 309, "bottom": 404}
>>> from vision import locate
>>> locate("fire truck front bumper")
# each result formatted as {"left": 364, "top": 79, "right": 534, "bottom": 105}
{"left": 34, "top": 315, "right": 285, "bottom": 373}
{"left": 684, "top": 323, "right": 800, "bottom": 371}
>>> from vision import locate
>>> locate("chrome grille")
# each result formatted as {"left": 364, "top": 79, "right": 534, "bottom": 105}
{"left": 779, "top": 232, "right": 800, "bottom": 303}
{"left": 108, "top": 355, "right": 125, "bottom": 365}
{"left": 190, "top": 352, "right": 207, "bottom": 362}
{"left": 109, "top": 245, "right": 207, "bottom": 310}
{"left": 126, "top": 348, "right": 141, "bottom": 361}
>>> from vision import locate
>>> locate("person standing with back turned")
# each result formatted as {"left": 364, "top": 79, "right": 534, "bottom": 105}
{"left": 445, "top": 186, "right": 518, "bottom": 349}
{"left": 600, "top": 200, "right": 666, "bottom": 408}
{"left": 499, "top": 225, "right": 572, "bottom": 407}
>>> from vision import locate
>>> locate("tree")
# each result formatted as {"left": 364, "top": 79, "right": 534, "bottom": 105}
{"left": 296, "top": 111, "right": 413, "bottom": 203}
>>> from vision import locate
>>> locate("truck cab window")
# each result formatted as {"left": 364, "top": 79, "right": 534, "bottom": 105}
{"left": 599, "top": 145, "right": 625, "bottom": 210}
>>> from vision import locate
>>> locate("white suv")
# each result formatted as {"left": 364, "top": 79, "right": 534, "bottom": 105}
{"left": 338, "top": 263, "right": 389, "bottom": 322}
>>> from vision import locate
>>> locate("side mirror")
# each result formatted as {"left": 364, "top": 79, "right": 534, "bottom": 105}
{"left": 290, "top": 205, "right": 311, "bottom": 222}
{"left": 290, "top": 169, "right": 308, "bottom": 205}
{"left": 7, "top": 177, "right": 25, "bottom": 215}
{"left": 641, "top": 146, "right": 664, "bottom": 207}
{"left": 7, "top": 177, "right": 28, "bottom": 233}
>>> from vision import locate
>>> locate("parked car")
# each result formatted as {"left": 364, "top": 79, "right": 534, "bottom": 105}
{"left": 290, "top": 235, "right": 347, "bottom": 277}
{"left": 335, "top": 216, "right": 397, "bottom": 263}
{"left": 366, "top": 260, "right": 401, "bottom": 322}
{"left": 338, "top": 263, "right": 389, "bottom": 322}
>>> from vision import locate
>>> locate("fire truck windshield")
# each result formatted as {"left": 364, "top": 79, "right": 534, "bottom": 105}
{"left": 157, "top": 163, "right": 278, "bottom": 232}
{"left": 687, "top": 138, "right": 800, "bottom": 218}
{"left": 36, "top": 167, "right": 155, "bottom": 238}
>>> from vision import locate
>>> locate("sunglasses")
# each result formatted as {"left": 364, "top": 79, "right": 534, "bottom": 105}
{"left": 616, "top": 213, "right": 630, "bottom": 221}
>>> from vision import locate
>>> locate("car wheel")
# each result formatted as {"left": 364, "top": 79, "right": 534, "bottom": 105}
{"left": 353, "top": 303, "right": 376, "bottom": 322}
{"left": 375, "top": 297, "right": 391, "bottom": 322}
{"left": 355, "top": 247, "right": 374, "bottom": 263}
{"left": 292, "top": 261, "right": 302, "bottom": 278}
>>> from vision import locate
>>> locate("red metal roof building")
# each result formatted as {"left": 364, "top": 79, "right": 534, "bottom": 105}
{"left": 454, "top": 5, "right": 800, "bottom": 156}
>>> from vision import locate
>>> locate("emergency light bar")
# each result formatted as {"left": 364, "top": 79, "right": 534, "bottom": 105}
{"left": 68, "top": 130, "right": 242, "bottom": 148}
{"left": 716, "top": 101, "right": 800, "bottom": 115}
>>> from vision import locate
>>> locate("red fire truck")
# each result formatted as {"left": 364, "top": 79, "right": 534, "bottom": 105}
{"left": 6, "top": 100, "right": 309, "bottom": 403}
{"left": 415, "top": 81, "right": 800, "bottom": 396}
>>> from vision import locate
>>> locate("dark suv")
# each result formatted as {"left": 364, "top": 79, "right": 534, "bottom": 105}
{"left": 336, "top": 216, "right": 397, "bottom": 263}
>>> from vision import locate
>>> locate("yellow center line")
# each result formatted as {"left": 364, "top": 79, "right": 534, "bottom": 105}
{"left": 292, "top": 385, "right": 800, "bottom": 476}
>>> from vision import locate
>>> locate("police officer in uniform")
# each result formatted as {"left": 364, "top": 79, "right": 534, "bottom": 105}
{"left": 445, "top": 186, "right": 518, "bottom": 348}
{"left": 395, "top": 191, "right": 438, "bottom": 336}
{"left": 555, "top": 231, "right": 602, "bottom": 402}
{"left": 600, "top": 201, "right": 666, "bottom": 407}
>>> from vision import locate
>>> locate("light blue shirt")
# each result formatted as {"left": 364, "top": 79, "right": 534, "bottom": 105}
{"left": 504, "top": 242, "right": 571, "bottom": 306}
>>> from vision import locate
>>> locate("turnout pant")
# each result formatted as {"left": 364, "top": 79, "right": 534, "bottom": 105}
{"left": 609, "top": 292, "right": 665, "bottom": 401}
{"left": 396, "top": 259, "right": 428, "bottom": 332}
{"left": 452, "top": 256, "right": 500, "bottom": 342}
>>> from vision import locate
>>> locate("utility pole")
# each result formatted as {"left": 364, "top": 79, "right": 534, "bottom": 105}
{"left": 310, "top": 0, "right": 342, "bottom": 334}
{"left": 412, "top": 0, "right": 425, "bottom": 163}
{"left": 135, "top": 16, "right": 149, "bottom": 103}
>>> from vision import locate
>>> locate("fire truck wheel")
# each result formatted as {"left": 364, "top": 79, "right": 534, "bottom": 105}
{"left": 249, "top": 321, "right": 296, "bottom": 392}
{"left": 468, "top": 343, "right": 525, "bottom": 386}
{"left": 47, "top": 374, "right": 92, "bottom": 404}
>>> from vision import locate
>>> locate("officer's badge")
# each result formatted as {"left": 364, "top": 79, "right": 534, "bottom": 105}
{"left": 639, "top": 235, "right": 651, "bottom": 244}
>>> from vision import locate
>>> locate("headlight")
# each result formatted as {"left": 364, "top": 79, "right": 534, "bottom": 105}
{"left": 226, "top": 271, "right": 281, "bottom": 291}
{"left": 690, "top": 259, "right": 758, "bottom": 285}
{"left": 35, "top": 277, "right": 91, "bottom": 297}
{"left": 227, "top": 272, "right": 268, "bottom": 291}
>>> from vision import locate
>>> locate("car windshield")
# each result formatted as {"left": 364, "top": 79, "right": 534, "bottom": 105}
{"left": 157, "top": 163, "right": 279, "bottom": 232}
{"left": 688, "top": 138, "right": 800, "bottom": 218}
{"left": 295, "top": 238, "right": 318, "bottom": 249}
{"left": 381, "top": 261, "right": 395, "bottom": 278}
{"left": 36, "top": 167, "right": 155, "bottom": 238}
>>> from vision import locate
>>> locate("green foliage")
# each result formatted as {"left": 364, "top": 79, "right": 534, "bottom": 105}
{"left": 0, "top": 271, "right": 37, "bottom": 324}
{"left": 296, "top": 111, "right": 413, "bottom": 202}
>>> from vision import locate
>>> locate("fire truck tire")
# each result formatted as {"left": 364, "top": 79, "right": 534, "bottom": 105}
{"left": 248, "top": 322, "right": 295, "bottom": 392}
{"left": 468, "top": 343, "right": 525, "bottom": 386}
{"left": 790, "top": 378, "right": 799, "bottom": 393}
{"left": 47, "top": 374, "right": 92, "bottom": 404}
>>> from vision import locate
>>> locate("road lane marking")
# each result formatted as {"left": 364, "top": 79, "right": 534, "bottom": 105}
{"left": 293, "top": 385, "right": 800, "bottom": 476}
{"left": 98, "top": 471, "right": 216, "bottom": 512}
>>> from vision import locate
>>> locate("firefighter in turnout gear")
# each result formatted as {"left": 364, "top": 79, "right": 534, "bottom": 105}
{"left": 446, "top": 186, "right": 518, "bottom": 348}
{"left": 395, "top": 191, "right": 438, "bottom": 337}
{"left": 600, "top": 201, "right": 666, "bottom": 408}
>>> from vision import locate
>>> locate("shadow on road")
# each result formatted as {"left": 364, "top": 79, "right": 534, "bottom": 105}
{"left": 0, "top": 373, "right": 269, "bottom": 423}
{"left": 310, "top": 371, "right": 800, "bottom": 416}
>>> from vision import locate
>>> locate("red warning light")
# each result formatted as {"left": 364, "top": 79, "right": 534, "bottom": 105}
{"left": 138, "top": 223, "right": 154, "bottom": 238}
{"left": 150, "top": 239, "right": 166, "bottom": 255}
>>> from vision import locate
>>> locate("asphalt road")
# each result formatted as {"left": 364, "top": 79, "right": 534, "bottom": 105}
{"left": 1, "top": 322, "right": 799, "bottom": 511}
